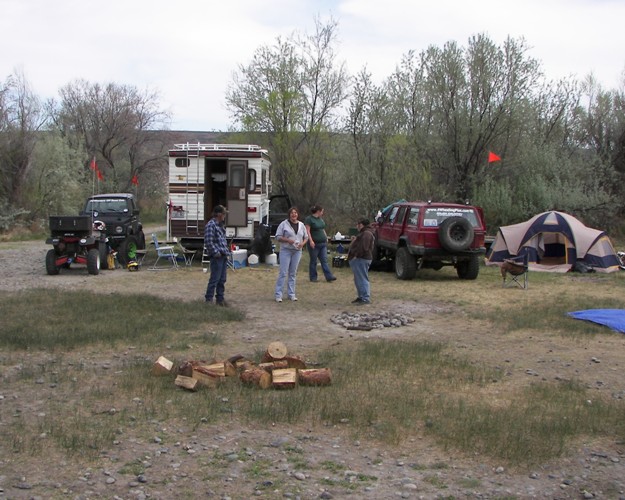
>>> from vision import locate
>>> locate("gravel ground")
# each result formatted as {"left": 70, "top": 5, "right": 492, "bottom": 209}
{"left": 1, "top": 238, "right": 624, "bottom": 499}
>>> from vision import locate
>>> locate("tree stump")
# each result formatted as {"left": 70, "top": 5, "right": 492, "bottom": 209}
{"left": 240, "top": 367, "right": 272, "bottom": 389}
{"left": 298, "top": 368, "right": 332, "bottom": 386}
{"left": 261, "top": 341, "right": 288, "bottom": 362}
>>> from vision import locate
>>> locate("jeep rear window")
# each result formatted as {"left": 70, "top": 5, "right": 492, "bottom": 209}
{"left": 423, "top": 207, "right": 479, "bottom": 227}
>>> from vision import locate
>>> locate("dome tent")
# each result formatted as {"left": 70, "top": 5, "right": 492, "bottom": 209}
{"left": 485, "top": 211, "right": 620, "bottom": 273}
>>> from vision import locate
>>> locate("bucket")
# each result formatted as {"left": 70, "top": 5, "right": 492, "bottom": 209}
{"left": 248, "top": 254, "right": 259, "bottom": 266}
{"left": 265, "top": 253, "right": 278, "bottom": 266}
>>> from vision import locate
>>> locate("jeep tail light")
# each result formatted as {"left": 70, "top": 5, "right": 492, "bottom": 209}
{"left": 247, "top": 207, "right": 257, "bottom": 212}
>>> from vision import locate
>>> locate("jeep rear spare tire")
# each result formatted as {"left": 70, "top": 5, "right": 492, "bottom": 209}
{"left": 395, "top": 247, "right": 417, "bottom": 280}
{"left": 439, "top": 217, "right": 474, "bottom": 252}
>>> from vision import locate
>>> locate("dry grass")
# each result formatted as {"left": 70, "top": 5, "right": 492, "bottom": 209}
{"left": 2, "top": 256, "right": 625, "bottom": 467}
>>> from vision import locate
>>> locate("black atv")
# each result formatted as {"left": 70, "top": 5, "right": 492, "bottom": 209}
{"left": 45, "top": 216, "right": 109, "bottom": 275}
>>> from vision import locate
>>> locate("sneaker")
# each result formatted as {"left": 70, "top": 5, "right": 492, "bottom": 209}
{"left": 216, "top": 301, "right": 228, "bottom": 307}
{"left": 289, "top": 296, "right": 298, "bottom": 301}
{"left": 275, "top": 297, "right": 282, "bottom": 303}
{"left": 310, "top": 279, "right": 319, "bottom": 282}
{"left": 357, "top": 300, "right": 371, "bottom": 306}
{"left": 326, "top": 276, "right": 337, "bottom": 282}
{"left": 351, "top": 298, "right": 363, "bottom": 304}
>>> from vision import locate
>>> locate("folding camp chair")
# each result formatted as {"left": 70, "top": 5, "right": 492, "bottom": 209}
{"left": 150, "top": 233, "right": 179, "bottom": 270}
{"left": 177, "top": 242, "right": 197, "bottom": 268}
{"left": 501, "top": 254, "right": 528, "bottom": 289}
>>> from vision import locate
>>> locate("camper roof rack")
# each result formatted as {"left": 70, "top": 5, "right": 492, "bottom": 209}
{"left": 173, "top": 143, "right": 263, "bottom": 152}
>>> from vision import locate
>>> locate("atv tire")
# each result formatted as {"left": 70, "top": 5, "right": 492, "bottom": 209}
{"left": 87, "top": 248, "right": 101, "bottom": 275}
{"left": 46, "top": 249, "right": 60, "bottom": 275}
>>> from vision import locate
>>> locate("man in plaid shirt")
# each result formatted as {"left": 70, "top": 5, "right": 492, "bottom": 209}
{"left": 204, "top": 205, "right": 231, "bottom": 306}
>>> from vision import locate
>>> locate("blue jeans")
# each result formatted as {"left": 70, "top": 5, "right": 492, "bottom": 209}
{"left": 307, "top": 241, "right": 334, "bottom": 281}
{"left": 275, "top": 249, "right": 302, "bottom": 299}
{"left": 205, "top": 255, "right": 228, "bottom": 303}
{"left": 350, "top": 258, "right": 372, "bottom": 302}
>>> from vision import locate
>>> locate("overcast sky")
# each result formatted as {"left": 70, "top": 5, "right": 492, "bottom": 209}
{"left": 2, "top": 0, "right": 624, "bottom": 131}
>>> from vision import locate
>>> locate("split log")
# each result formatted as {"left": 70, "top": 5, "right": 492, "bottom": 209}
{"left": 240, "top": 367, "right": 272, "bottom": 389}
{"left": 192, "top": 366, "right": 221, "bottom": 388}
{"left": 298, "top": 368, "right": 332, "bottom": 386}
{"left": 261, "top": 341, "right": 288, "bottom": 362}
{"left": 236, "top": 360, "right": 256, "bottom": 373}
{"left": 175, "top": 375, "right": 198, "bottom": 391}
{"left": 284, "top": 355, "right": 306, "bottom": 369}
{"left": 152, "top": 356, "right": 174, "bottom": 376}
{"left": 259, "top": 360, "right": 289, "bottom": 372}
{"left": 227, "top": 354, "right": 246, "bottom": 365}
{"left": 272, "top": 368, "right": 298, "bottom": 389}
{"left": 196, "top": 361, "right": 236, "bottom": 377}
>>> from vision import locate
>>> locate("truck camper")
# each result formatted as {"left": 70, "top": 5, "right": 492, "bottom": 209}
{"left": 167, "top": 143, "right": 287, "bottom": 254}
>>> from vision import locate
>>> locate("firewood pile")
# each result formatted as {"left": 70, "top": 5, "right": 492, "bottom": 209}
{"left": 330, "top": 310, "right": 415, "bottom": 330}
{"left": 151, "top": 341, "right": 332, "bottom": 392}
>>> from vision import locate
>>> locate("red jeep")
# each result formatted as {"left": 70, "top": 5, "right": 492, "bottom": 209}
{"left": 373, "top": 201, "right": 487, "bottom": 280}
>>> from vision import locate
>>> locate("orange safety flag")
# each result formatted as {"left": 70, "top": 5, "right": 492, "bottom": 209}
{"left": 131, "top": 174, "right": 139, "bottom": 186}
{"left": 96, "top": 168, "right": 104, "bottom": 181}
{"left": 90, "top": 157, "right": 97, "bottom": 170}
{"left": 488, "top": 151, "right": 501, "bottom": 163}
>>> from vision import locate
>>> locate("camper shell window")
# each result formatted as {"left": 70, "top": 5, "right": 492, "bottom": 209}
{"left": 175, "top": 158, "right": 190, "bottom": 168}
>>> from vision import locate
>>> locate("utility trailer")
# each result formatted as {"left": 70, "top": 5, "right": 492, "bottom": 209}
{"left": 167, "top": 143, "right": 288, "bottom": 254}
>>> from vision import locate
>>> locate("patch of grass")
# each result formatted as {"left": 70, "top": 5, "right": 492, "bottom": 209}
{"left": 0, "top": 289, "right": 241, "bottom": 350}
{"left": 469, "top": 291, "right": 625, "bottom": 335}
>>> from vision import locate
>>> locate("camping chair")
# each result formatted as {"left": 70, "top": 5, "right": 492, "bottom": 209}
{"left": 150, "top": 233, "right": 179, "bottom": 270}
{"left": 501, "top": 254, "right": 528, "bottom": 289}
{"left": 178, "top": 242, "right": 197, "bottom": 268}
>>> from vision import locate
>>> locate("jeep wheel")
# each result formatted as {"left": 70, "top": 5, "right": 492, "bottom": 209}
{"left": 87, "top": 248, "right": 101, "bottom": 275}
{"left": 439, "top": 217, "right": 474, "bottom": 252}
{"left": 46, "top": 249, "right": 60, "bottom": 275}
{"left": 118, "top": 235, "right": 139, "bottom": 265}
{"left": 457, "top": 255, "right": 480, "bottom": 280}
{"left": 395, "top": 247, "right": 417, "bottom": 280}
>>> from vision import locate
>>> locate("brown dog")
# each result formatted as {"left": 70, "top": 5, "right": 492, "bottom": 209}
{"left": 501, "top": 259, "right": 526, "bottom": 280}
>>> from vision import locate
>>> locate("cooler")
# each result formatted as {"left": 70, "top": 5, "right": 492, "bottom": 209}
{"left": 232, "top": 249, "right": 248, "bottom": 268}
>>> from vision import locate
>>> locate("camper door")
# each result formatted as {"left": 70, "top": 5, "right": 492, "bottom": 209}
{"left": 226, "top": 161, "right": 247, "bottom": 227}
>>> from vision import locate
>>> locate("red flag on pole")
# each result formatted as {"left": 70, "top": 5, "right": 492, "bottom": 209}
{"left": 488, "top": 151, "right": 501, "bottom": 163}
{"left": 90, "top": 157, "right": 97, "bottom": 171}
{"left": 96, "top": 167, "right": 104, "bottom": 181}
{"left": 131, "top": 174, "right": 139, "bottom": 186}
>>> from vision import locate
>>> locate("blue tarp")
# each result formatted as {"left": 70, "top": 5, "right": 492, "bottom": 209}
{"left": 567, "top": 309, "right": 625, "bottom": 333}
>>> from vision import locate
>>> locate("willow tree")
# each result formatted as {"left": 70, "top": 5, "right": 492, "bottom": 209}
{"left": 225, "top": 17, "right": 348, "bottom": 210}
